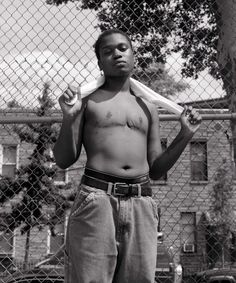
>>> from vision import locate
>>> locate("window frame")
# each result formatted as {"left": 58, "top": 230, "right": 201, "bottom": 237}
{"left": 0, "top": 214, "right": 15, "bottom": 257}
{"left": 190, "top": 140, "right": 208, "bottom": 183}
{"left": 180, "top": 211, "right": 197, "bottom": 254}
{"left": 47, "top": 213, "right": 69, "bottom": 255}
{"left": 0, "top": 144, "right": 19, "bottom": 179}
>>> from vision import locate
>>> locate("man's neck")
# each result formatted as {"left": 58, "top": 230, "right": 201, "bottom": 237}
{"left": 102, "top": 75, "right": 131, "bottom": 93}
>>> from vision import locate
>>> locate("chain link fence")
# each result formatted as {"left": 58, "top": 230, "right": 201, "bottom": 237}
{"left": 0, "top": 0, "right": 235, "bottom": 282}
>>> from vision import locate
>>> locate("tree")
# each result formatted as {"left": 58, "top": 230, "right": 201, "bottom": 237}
{"left": 48, "top": 0, "right": 174, "bottom": 69}
{"left": 133, "top": 62, "right": 189, "bottom": 97}
{"left": 0, "top": 82, "right": 71, "bottom": 269}
{"left": 46, "top": 1, "right": 215, "bottom": 74}
{"left": 46, "top": 0, "right": 236, "bottom": 163}
{"left": 7, "top": 99, "right": 21, "bottom": 108}
{"left": 45, "top": 0, "right": 236, "bottom": 269}
{"left": 46, "top": 1, "right": 190, "bottom": 97}
{"left": 206, "top": 160, "right": 236, "bottom": 268}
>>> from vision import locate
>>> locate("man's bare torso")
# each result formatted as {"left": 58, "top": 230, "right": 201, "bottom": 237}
{"left": 83, "top": 88, "right": 152, "bottom": 177}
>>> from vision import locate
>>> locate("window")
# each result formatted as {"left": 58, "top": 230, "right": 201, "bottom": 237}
{"left": 190, "top": 141, "right": 208, "bottom": 181}
{"left": 180, "top": 212, "right": 196, "bottom": 253}
{"left": 0, "top": 212, "right": 14, "bottom": 256}
{"left": 0, "top": 145, "right": 17, "bottom": 178}
{"left": 48, "top": 222, "right": 65, "bottom": 255}
{"left": 0, "top": 231, "right": 14, "bottom": 255}
{"left": 52, "top": 165, "right": 67, "bottom": 183}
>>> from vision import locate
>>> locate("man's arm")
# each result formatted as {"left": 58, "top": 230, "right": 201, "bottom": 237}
{"left": 53, "top": 85, "right": 86, "bottom": 169}
{"left": 148, "top": 106, "right": 202, "bottom": 180}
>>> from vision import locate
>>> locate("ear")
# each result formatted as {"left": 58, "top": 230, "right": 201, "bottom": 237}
{"left": 98, "top": 60, "right": 103, "bottom": 71}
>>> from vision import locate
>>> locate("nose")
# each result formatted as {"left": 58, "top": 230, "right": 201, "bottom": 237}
{"left": 113, "top": 48, "right": 122, "bottom": 59}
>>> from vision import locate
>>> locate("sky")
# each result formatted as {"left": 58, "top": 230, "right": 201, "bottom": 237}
{"left": 0, "top": 0, "right": 100, "bottom": 109}
{"left": 0, "top": 0, "right": 225, "bottom": 110}
{"left": 166, "top": 53, "right": 225, "bottom": 103}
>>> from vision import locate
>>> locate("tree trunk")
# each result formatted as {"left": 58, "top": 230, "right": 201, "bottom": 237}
{"left": 215, "top": 0, "right": 236, "bottom": 166}
{"left": 23, "top": 229, "right": 30, "bottom": 271}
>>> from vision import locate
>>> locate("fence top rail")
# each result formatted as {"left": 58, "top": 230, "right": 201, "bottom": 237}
{"left": 0, "top": 113, "right": 236, "bottom": 124}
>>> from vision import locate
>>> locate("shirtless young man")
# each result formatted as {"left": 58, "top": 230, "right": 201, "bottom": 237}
{"left": 53, "top": 29, "right": 201, "bottom": 283}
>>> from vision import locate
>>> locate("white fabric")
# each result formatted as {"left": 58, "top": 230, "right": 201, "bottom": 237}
{"left": 69, "top": 75, "right": 183, "bottom": 115}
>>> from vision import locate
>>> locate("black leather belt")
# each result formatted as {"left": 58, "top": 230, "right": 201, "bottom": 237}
{"left": 81, "top": 175, "right": 152, "bottom": 197}
{"left": 84, "top": 168, "right": 150, "bottom": 184}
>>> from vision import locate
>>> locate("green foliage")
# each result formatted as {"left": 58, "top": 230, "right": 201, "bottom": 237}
{"left": 133, "top": 62, "right": 189, "bottom": 97}
{"left": 0, "top": 82, "right": 71, "bottom": 236}
{"left": 209, "top": 160, "right": 235, "bottom": 233}
{"left": 0, "top": 177, "right": 23, "bottom": 203}
{"left": 206, "top": 160, "right": 236, "bottom": 267}
{"left": 171, "top": 0, "right": 218, "bottom": 79}
{"left": 46, "top": 0, "right": 218, "bottom": 80}
{"left": 7, "top": 99, "right": 21, "bottom": 108}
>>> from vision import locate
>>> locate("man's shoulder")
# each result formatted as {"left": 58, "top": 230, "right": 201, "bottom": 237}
{"left": 83, "top": 88, "right": 104, "bottom": 102}
{"left": 136, "top": 96, "right": 157, "bottom": 112}
{"left": 83, "top": 87, "right": 114, "bottom": 108}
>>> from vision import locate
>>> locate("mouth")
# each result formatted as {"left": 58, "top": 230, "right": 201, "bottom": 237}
{"left": 114, "top": 61, "right": 127, "bottom": 66}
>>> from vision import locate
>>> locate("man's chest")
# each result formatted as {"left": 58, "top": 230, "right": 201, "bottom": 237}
{"left": 85, "top": 97, "right": 150, "bottom": 132}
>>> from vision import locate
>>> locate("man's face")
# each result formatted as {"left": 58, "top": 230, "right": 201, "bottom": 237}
{"left": 98, "top": 33, "right": 134, "bottom": 77}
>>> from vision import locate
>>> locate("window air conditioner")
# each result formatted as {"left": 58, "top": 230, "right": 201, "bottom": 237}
{"left": 183, "top": 243, "right": 195, "bottom": 253}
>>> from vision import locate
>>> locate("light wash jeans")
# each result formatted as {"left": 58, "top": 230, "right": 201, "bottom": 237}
{"left": 65, "top": 183, "right": 158, "bottom": 283}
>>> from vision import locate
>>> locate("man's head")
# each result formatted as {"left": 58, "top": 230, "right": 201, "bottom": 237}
{"left": 94, "top": 29, "right": 133, "bottom": 60}
{"left": 94, "top": 29, "right": 134, "bottom": 77}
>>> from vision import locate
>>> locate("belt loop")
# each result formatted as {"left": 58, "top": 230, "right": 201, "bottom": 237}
{"left": 107, "top": 182, "right": 113, "bottom": 196}
{"left": 137, "top": 184, "right": 142, "bottom": 198}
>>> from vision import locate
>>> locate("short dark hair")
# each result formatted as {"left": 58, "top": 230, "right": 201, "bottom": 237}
{"left": 94, "top": 29, "right": 133, "bottom": 60}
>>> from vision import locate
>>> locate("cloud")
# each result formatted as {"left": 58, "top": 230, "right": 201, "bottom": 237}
{"left": 0, "top": 50, "right": 100, "bottom": 109}
{"left": 166, "top": 52, "right": 225, "bottom": 103}
{"left": 0, "top": 49, "right": 226, "bottom": 111}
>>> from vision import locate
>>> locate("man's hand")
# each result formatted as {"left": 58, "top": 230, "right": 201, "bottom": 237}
{"left": 58, "top": 84, "right": 83, "bottom": 118}
{"left": 180, "top": 106, "right": 202, "bottom": 134}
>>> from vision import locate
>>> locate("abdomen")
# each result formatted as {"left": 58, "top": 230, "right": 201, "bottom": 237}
{"left": 83, "top": 125, "right": 149, "bottom": 177}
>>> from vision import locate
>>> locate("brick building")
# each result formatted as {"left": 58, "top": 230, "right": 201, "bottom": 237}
{"left": 0, "top": 98, "right": 235, "bottom": 278}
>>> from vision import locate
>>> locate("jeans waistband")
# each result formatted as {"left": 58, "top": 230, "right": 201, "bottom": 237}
{"left": 84, "top": 167, "right": 150, "bottom": 184}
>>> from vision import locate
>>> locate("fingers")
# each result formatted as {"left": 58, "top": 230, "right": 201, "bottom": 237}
{"left": 182, "top": 105, "right": 202, "bottom": 125}
{"left": 182, "top": 105, "right": 193, "bottom": 117}
{"left": 63, "top": 84, "right": 81, "bottom": 106}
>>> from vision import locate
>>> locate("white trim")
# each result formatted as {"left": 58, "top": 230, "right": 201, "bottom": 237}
{"left": 53, "top": 167, "right": 68, "bottom": 185}
{"left": 0, "top": 144, "right": 3, "bottom": 175}
{"left": 12, "top": 230, "right": 16, "bottom": 258}
{"left": 47, "top": 220, "right": 66, "bottom": 255}
{"left": 0, "top": 144, "right": 19, "bottom": 176}
{"left": 46, "top": 228, "right": 51, "bottom": 255}
{"left": 64, "top": 211, "right": 69, "bottom": 238}
{"left": 183, "top": 243, "right": 195, "bottom": 253}
{"left": 16, "top": 144, "right": 19, "bottom": 170}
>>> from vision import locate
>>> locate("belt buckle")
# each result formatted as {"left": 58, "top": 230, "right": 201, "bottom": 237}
{"left": 113, "top": 182, "right": 128, "bottom": 196}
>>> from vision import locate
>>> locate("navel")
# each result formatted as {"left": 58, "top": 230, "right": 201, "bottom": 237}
{"left": 122, "top": 165, "right": 131, "bottom": 170}
{"left": 106, "top": 111, "right": 112, "bottom": 119}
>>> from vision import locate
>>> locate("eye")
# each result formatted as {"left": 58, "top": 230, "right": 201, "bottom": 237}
{"left": 102, "top": 48, "right": 112, "bottom": 55}
{"left": 118, "top": 44, "right": 129, "bottom": 52}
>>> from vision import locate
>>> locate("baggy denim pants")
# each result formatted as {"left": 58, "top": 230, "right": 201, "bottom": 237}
{"left": 65, "top": 182, "right": 158, "bottom": 283}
